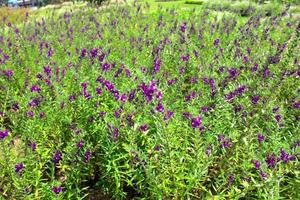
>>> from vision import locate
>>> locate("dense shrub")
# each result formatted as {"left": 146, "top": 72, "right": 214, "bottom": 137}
{"left": 0, "top": 7, "right": 29, "bottom": 26}
{"left": 85, "top": 0, "right": 109, "bottom": 6}
{"left": 185, "top": 0, "right": 203, "bottom": 5}
{"left": 0, "top": 1, "right": 300, "bottom": 199}
{"left": 203, "top": 0, "right": 286, "bottom": 17}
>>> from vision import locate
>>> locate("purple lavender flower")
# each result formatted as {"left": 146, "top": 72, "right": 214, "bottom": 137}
{"left": 263, "top": 67, "right": 270, "bottom": 78}
{"left": 29, "top": 141, "right": 36, "bottom": 151}
{"left": 120, "top": 93, "right": 127, "bottom": 103}
{"left": 80, "top": 82, "right": 88, "bottom": 89}
{"left": 15, "top": 163, "right": 24, "bottom": 173}
{"left": 252, "top": 159, "right": 261, "bottom": 169}
{"left": 228, "top": 68, "right": 238, "bottom": 77}
{"left": 47, "top": 48, "right": 54, "bottom": 57}
{"left": 28, "top": 98, "right": 40, "bottom": 108}
{"left": 272, "top": 107, "right": 279, "bottom": 113}
{"left": 246, "top": 47, "right": 251, "bottom": 54}
{"left": 209, "top": 79, "right": 216, "bottom": 97}
{"left": 182, "top": 112, "right": 191, "bottom": 119}
{"left": 99, "top": 111, "right": 106, "bottom": 118}
{"left": 167, "top": 78, "right": 177, "bottom": 85}
{"left": 140, "top": 66, "right": 147, "bottom": 73}
{"left": 43, "top": 65, "right": 52, "bottom": 76}
{"left": 77, "top": 139, "right": 84, "bottom": 149}
{"left": 39, "top": 111, "right": 45, "bottom": 118}
{"left": 251, "top": 63, "right": 258, "bottom": 72}
{"left": 84, "top": 149, "right": 91, "bottom": 162}
{"left": 205, "top": 144, "right": 212, "bottom": 156}
{"left": 140, "top": 81, "right": 157, "bottom": 102}
{"left": 218, "top": 134, "right": 232, "bottom": 148}
{"left": 14, "top": 28, "right": 20, "bottom": 34}
{"left": 154, "top": 145, "right": 161, "bottom": 151}
{"left": 292, "top": 140, "right": 300, "bottom": 149}
{"left": 2, "top": 69, "right": 14, "bottom": 78}
{"left": 265, "top": 153, "right": 277, "bottom": 168}
{"left": 179, "top": 67, "right": 185, "bottom": 74}
{"left": 52, "top": 186, "right": 62, "bottom": 194}
{"left": 102, "top": 62, "right": 111, "bottom": 71}
{"left": 89, "top": 48, "right": 98, "bottom": 59}
{"left": 214, "top": 38, "right": 220, "bottom": 46}
{"left": 260, "top": 170, "right": 268, "bottom": 179}
{"left": 0, "top": 129, "right": 9, "bottom": 139}
{"left": 234, "top": 104, "right": 244, "bottom": 113}
{"left": 113, "top": 128, "right": 119, "bottom": 140}
{"left": 53, "top": 150, "right": 62, "bottom": 163}
{"left": 27, "top": 110, "right": 34, "bottom": 118}
{"left": 154, "top": 58, "right": 161, "bottom": 73}
{"left": 12, "top": 103, "right": 20, "bottom": 111}
{"left": 180, "top": 22, "right": 187, "bottom": 33}
{"left": 181, "top": 54, "right": 190, "bottom": 62}
{"left": 257, "top": 133, "right": 265, "bottom": 143}
{"left": 191, "top": 116, "right": 202, "bottom": 128}
{"left": 227, "top": 174, "right": 235, "bottom": 186}
{"left": 36, "top": 73, "right": 43, "bottom": 80}
{"left": 221, "top": 138, "right": 232, "bottom": 148}
{"left": 164, "top": 110, "right": 174, "bottom": 120}
{"left": 201, "top": 106, "right": 209, "bottom": 113}
{"left": 203, "top": 77, "right": 209, "bottom": 84}
{"left": 69, "top": 95, "right": 76, "bottom": 102}
{"left": 251, "top": 96, "right": 260, "bottom": 105}
{"left": 292, "top": 102, "right": 300, "bottom": 109}
{"left": 275, "top": 114, "right": 282, "bottom": 122}
{"left": 219, "top": 66, "right": 225, "bottom": 73}
{"left": 234, "top": 85, "right": 247, "bottom": 96}
{"left": 95, "top": 87, "right": 102, "bottom": 95}
{"left": 140, "top": 124, "right": 149, "bottom": 132}
{"left": 81, "top": 48, "right": 87, "bottom": 58}
{"left": 30, "top": 85, "right": 41, "bottom": 93}
{"left": 98, "top": 53, "right": 105, "bottom": 62}
{"left": 194, "top": 50, "right": 199, "bottom": 58}
{"left": 280, "top": 148, "right": 290, "bottom": 163}
{"left": 60, "top": 101, "right": 65, "bottom": 109}
{"left": 156, "top": 102, "right": 164, "bottom": 113}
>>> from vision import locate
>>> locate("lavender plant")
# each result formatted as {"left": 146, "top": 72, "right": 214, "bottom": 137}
{"left": 0, "top": 1, "right": 299, "bottom": 199}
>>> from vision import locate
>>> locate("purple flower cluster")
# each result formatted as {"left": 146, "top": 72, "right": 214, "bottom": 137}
{"left": 265, "top": 153, "right": 277, "bottom": 168}
{"left": 53, "top": 150, "right": 62, "bottom": 163}
{"left": 140, "top": 81, "right": 161, "bottom": 102}
{"left": 52, "top": 186, "right": 62, "bottom": 194}
{"left": 225, "top": 85, "right": 247, "bottom": 101}
{"left": 0, "top": 129, "right": 9, "bottom": 139}
{"left": 218, "top": 134, "right": 232, "bottom": 149}
{"left": 15, "top": 163, "right": 25, "bottom": 173}
{"left": 191, "top": 116, "right": 202, "bottom": 128}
